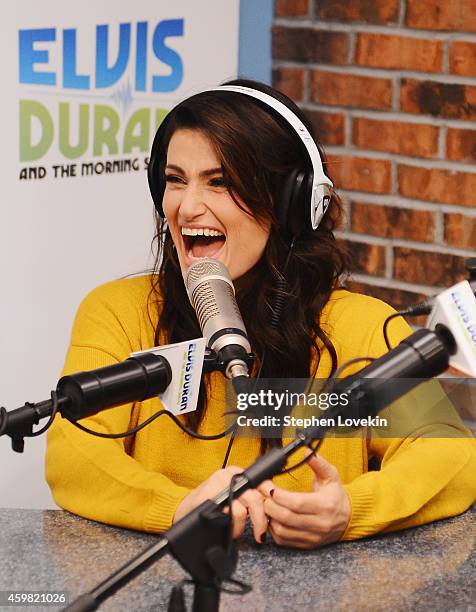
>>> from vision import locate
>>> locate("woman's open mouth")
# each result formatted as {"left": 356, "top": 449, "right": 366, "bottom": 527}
{"left": 181, "top": 227, "right": 226, "bottom": 262}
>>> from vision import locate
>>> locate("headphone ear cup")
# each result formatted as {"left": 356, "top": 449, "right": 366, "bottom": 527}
{"left": 278, "top": 169, "right": 308, "bottom": 238}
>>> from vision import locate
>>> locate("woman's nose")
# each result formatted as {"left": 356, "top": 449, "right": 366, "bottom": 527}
{"left": 178, "top": 184, "right": 207, "bottom": 222}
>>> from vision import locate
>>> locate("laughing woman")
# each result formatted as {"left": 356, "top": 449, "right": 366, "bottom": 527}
{"left": 46, "top": 80, "right": 476, "bottom": 549}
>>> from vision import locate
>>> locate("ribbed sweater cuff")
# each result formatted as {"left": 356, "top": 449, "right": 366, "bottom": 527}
{"left": 341, "top": 483, "right": 378, "bottom": 541}
{"left": 143, "top": 485, "right": 191, "bottom": 533}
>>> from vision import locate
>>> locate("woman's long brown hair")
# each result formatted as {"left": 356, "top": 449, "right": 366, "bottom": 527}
{"left": 148, "top": 79, "right": 349, "bottom": 451}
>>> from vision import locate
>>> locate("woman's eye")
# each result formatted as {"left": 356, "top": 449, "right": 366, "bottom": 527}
{"left": 209, "top": 177, "right": 227, "bottom": 188}
{"left": 165, "top": 175, "right": 184, "bottom": 184}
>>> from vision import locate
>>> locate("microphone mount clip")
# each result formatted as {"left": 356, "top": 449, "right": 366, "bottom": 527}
{"left": 202, "top": 348, "right": 255, "bottom": 376}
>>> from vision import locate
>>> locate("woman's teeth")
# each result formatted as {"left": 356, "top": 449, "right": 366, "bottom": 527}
{"left": 181, "top": 227, "right": 224, "bottom": 237}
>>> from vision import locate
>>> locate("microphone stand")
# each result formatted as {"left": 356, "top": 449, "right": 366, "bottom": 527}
{"left": 65, "top": 326, "right": 455, "bottom": 612}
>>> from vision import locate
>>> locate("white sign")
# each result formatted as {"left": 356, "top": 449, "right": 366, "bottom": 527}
{"left": 0, "top": 1, "right": 239, "bottom": 508}
{"left": 427, "top": 280, "right": 476, "bottom": 376}
{"left": 132, "top": 338, "right": 206, "bottom": 415}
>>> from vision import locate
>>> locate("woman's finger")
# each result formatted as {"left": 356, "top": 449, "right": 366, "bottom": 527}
{"left": 268, "top": 521, "right": 317, "bottom": 549}
{"left": 257, "top": 479, "right": 275, "bottom": 497}
{"left": 230, "top": 500, "right": 247, "bottom": 539}
{"left": 263, "top": 497, "right": 317, "bottom": 530}
{"left": 263, "top": 486, "right": 319, "bottom": 514}
{"left": 239, "top": 489, "right": 268, "bottom": 543}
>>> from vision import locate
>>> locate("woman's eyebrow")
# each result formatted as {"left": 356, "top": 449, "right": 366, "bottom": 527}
{"left": 165, "top": 164, "right": 223, "bottom": 178}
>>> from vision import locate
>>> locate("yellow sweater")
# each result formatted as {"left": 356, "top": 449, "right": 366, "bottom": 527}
{"left": 46, "top": 276, "right": 476, "bottom": 539}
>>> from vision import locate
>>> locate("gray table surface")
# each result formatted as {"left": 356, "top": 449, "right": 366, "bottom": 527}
{"left": 0, "top": 507, "right": 474, "bottom": 612}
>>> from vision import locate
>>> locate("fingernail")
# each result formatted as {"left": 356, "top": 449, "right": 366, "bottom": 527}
{"left": 269, "top": 489, "right": 275, "bottom": 497}
{"left": 260, "top": 532, "right": 267, "bottom": 544}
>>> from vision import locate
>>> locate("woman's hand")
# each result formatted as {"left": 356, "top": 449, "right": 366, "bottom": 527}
{"left": 173, "top": 466, "right": 268, "bottom": 543}
{"left": 259, "top": 453, "right": 351, "bottom": 549}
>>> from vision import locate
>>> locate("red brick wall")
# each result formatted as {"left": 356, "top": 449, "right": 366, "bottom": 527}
{"left": 272, "top": 0, "right": 476, "bottom": 313}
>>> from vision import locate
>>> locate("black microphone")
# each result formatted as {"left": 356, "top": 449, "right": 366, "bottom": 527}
{"left": 184, "top": 259, "right": 252, "bottom": 385}
{"left": 316, "top": 326, "right": 456, "bottom": 431}
{"left": 57, "top": 353, "right": 172, "bottom": 421}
